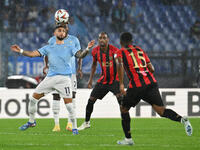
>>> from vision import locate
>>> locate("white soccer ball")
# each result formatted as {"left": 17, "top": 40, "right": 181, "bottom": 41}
{"left": 55, "top": 9, "right": 69, "bottom": 24}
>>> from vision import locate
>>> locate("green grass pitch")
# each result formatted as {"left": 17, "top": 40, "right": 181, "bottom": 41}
{"left": 0, "top": 118, "right": 199, "bottom": 150}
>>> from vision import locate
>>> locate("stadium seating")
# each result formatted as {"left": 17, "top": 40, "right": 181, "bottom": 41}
{"left": 2, "top": 0, "right": 200, "bottom": 73}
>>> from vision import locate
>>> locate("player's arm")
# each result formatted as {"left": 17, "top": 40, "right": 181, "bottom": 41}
{"left": 75, "top": 40, "right": 95, "bottom": 58}
{"left": 43, "top": 56, "right": 49, "bottom": 75}
{"left": 116, "top": 57, "right": 124, "bottom": 85}
{"left": 87, "top": 60, "right": 97, "bottom": 89}
{"left": 144, "top": 51, "right": 154, "bottom": 73}
{"left": 147, "top": 62, "right": 155, "bottom": 73}
{"left": 77, "top": 58, "right": 83, "bottom": 79}
{"left": 116, "top": 56, "right": 126, "bottom": 95}
{"left": 10, "top": 44, "right": 40, "bottom": 57}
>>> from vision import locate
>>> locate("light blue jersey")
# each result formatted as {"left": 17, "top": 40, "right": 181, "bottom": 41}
{"left": 38, "top": 42, "right": 78, "bottom": 77}
{"left": 48, "top": 35, "right": 81, "bottom": 74}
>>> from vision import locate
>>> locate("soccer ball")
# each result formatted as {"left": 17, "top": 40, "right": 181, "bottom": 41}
{"left": 55, "top": 9, "right": 69, "bottom": 24}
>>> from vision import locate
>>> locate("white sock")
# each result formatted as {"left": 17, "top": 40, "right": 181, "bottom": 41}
{"left": 28, "top": 96, "right": 38, "bottom": 123}
{"left": 52, "top": 100, "right": 60, "bottom": 125}
{"left": 65, "top": 102, "right": 77, "bottom": 129}
{"left": 86, "top": 121, "right": 90, "bottom": 124}
{"left": 125, "top": 138, "right": 133, "bottom": 141}
{"left": 68, "top": 98, "right": 76, "bottom": 124}
{"left": 72, "top": 98, "right": 76, "bottom": 110}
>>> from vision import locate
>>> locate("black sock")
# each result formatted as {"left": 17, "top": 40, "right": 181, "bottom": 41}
{"left": 85, "top": 99, "right": 95, "bottom": 122}
{"left": 162, "top": 109, "right": 182, "bottom": 122}
{"left": 121, "top": 112, "right": 131, "bottom": 138}
{"left": 117, "top": 95, "right": 123, "bottom": 106}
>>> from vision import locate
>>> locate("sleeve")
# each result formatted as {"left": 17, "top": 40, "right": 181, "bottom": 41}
{"left": 38, "top": 45, "right": 48, "bottom": 56}
{"left": 91, "top": 48, "right": 97, "bottom": 63}
{"left": 144, "top": 51, "right": 150, "bottom": 63}
{"left": 114, "top": 47, "right": 119, "bottom": 57}
{"left": 48, "top": 36, "right": 56, "bottom": 45}
{"left": 116, "top": 49, "right": 122, "bottom": 59}
{"left": 72, "top": 37, "right": 81, "bottom": 55}
{"left": 75, "top": 37, "right": 81, "bottom": 51}
{"left": 114, "top": 46, "right": 119, "bottom": 52}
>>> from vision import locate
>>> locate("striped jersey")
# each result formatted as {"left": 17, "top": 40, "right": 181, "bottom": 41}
{"left": 116, "top": 45, "right": 157, "bottom": 88}
{"left": 92, "top": 44, "right": 119, "bottom": 84}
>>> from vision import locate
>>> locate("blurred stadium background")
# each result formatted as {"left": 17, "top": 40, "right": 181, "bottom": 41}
{"left": 0, "top": 0, "right": 200, "bottom": 88}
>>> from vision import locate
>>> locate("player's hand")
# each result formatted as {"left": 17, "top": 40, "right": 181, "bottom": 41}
{"left": 43, "top": 66, "right": 49, "bottom": 75}
{"left": 120, "top": 84, "right": 126, "bottom": 95}
{"left": 77, "top": 69, "right": 83, "bottom": 79}
{"left": 10, "top": 44, "right": 21, "bottom": 53}
{"left": 87, "top": 81, "right": 92, "bottom": 89}
{"left": 87, "top": 40, "right": 95, "bottom": 49}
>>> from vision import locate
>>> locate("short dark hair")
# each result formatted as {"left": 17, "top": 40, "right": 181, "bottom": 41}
{"left": 54, "top": 24, "right": 67, "bottom": 31}
{"left": 120, "top": 32, "right": 133, "bottom": 44}
{"left": 99, "top": 32, "right": 109, "bottom": 38}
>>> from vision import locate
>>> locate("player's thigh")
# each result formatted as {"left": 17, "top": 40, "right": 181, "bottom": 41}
{"left": 71, "top": 74, "right": 77, "bottom": 93}
{"left": 122, "top": 88, "right": 141, "bottom": 109}
{"left": 109, "top": 81, "right": 120, "bottom": 95}
{"left": 142, "top": 84, "right": 164, "bottom": 106}
{"left": 54, "top": 75, "right": 72, "bottom": 99}
{"left": 34, "top": 76, "right": 54, "bottom": 95}
{"left": 90, "top": 83, "right": 109, "bottom": 100}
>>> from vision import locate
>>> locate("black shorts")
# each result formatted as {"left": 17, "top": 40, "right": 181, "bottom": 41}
{"left": 122, "top": 83, "right": 164, "bottom": 109}
{"left": 90, "top": 81, "right": 120, "bottom": 100}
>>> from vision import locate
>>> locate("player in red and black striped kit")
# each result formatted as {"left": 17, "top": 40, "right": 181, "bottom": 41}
{"left": 116, "top": 32, "right": 193, "bottom": 145}
{"left": 78, "top": 32, "right": 122, "bottom": 130}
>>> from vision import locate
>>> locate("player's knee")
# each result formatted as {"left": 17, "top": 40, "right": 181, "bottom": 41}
{"left": 89, "top": 97, "right": 97, "bottom": 103}
{"left": 53, "top": 94, "right": 60, "bottom": 100}
{"left": 157, "top": 108, "right": 165, "bottom": 117}
{"left": 116, "top": 95, "right": 123, "bottom": 105}
{"left": 153, "top": 105, "right": 165, "bottom": 116}
{"left": 158, "top": 112, "right": 163, "bottom": 117}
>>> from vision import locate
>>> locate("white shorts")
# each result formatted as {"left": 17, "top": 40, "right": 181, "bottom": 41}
{"left": 71, "top": 74, "right": 77, "bottom": 92}
{"left": 35, "top": 75, "right": 72, "bottom": 98}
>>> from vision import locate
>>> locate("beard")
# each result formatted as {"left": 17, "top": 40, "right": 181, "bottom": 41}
{"left": 57, "top": 36, "right": 65, "bottom": 41}
{"left": 100, "top": 43, "right": 106, "bottom": 48}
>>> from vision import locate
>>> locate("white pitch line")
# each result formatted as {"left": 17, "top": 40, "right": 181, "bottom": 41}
{"left": 0, "top": 132, "right": 16, "bottom": 135}
{"left": 2, "top": 143, "right": 200, "bottom": 148}
{"left": 99, "top": 144, "right": 121, "bottom": 147}
{"left": 0, "top": 132, "right": 114, "bottom": 137}
{"left": 64, "top": 144, "right": 80, "bottom": 146}
{"left": 64, "top": 144, "right": 124, "bottom": 147}
{"left": 2, "top": 143, "right": 50, "bottom": 146}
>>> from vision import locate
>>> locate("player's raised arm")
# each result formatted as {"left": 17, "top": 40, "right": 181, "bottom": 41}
{"left": 10, "top": 44, "right": 41, "bottom": 57}
{"left": 75, "top": 40, "right": 95, "bottom": 58}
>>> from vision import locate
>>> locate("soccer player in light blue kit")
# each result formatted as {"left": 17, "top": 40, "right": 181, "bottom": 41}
{"left": 10, "top": 24, "right": 95, "bottom": 135}
{"left": 44, "top": 25, "right": 84, "bottom": 132}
